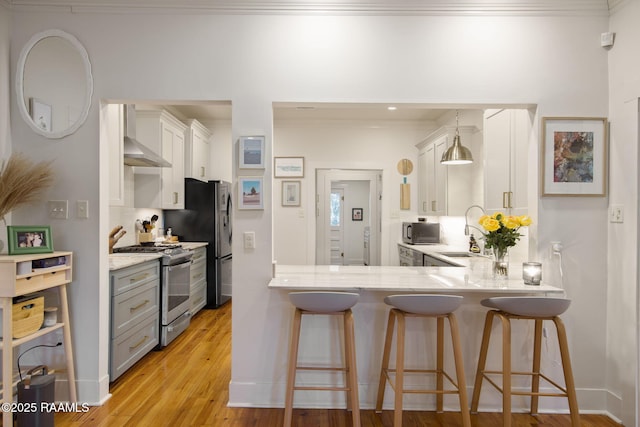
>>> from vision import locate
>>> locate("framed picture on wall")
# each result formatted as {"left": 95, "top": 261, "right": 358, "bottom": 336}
{"left": 352, "top": 208, "right": 363, "bottom": 221}
{"left": 541, "top": 117, "right": 608, "bottom": 197}
{"left": 238, "top": 177, "right": 264, "bottom": 210}
{"left": 274, "top": 157, "right": 304, "bottom": 178}
{"left": 281, "top": 181, "right": 301, "bottom": 207}
{"left": 239, "top": 136, "right": 265, "bottom": 169}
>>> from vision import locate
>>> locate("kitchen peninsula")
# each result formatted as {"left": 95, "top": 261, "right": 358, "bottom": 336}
{"left": 268, "top": 260, "right": 567, "bottom": 412}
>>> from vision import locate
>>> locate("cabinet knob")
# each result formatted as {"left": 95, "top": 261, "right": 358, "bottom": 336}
{"left": 200, "top": 166, "right": 205, "bottom": 178}
{"left": 173, "top": 192, "right": 178, "bottom": 205}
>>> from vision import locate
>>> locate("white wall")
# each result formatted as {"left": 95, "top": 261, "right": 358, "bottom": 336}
{"left": 607, "top": 2, "right": 640, "bottom": 426}
{"left": 273, "top": 119, "right": 429, "bottom": 265}
{"left": 0, "top": 4, "right": 10, "bottom": 161}
{"left": 0, "top": 3, "right": 11, "bottom": 254}
{"left": 273, "top": 111, "right": 484, "bottom": 267}
{"left": 7, "top": 6, "right": 620, "bottom": 418}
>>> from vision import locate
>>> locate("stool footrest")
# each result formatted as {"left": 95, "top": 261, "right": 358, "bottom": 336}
{"left": 294, "top": 385, "right": 352, "bottom": 392}
{"left": 480, "top": 371, "right": 570, "bottom": 397}
{"left": 296, "top": 365, "right": 348, "bottom": 372}
{"left": 383, "top": 368, "right": 461, "bottom": 394}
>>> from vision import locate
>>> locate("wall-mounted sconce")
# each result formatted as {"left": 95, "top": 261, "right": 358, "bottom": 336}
{"left": 522, "top": 262, "right": 542, "bottom": 285}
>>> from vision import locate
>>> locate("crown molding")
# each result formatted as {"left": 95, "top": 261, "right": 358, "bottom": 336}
{"left": 6, "top": 0, "right": 611, "bottom": 16}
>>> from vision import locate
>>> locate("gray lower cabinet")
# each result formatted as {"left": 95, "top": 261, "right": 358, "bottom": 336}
{"left": 110, "top": 259, "right": 160, "bottom": 381}
{"left": 189, "top": 247, "right": 207, "bottom": 315}
{"left": 398, "top": 244, "right": 424, "bottom": 266}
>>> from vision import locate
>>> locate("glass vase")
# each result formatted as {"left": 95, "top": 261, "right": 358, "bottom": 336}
{"left": 492, "top": 247, "right": 509, "bottom": 280}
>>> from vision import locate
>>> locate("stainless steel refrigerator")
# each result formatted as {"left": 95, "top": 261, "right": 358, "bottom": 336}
{"left": 164, "top": 179, "right": 232, "bottom": 308}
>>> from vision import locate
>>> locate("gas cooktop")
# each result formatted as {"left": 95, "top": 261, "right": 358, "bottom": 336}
{"left": 113, "top": 244, "right": 182, "bottom": 253}
{"left": 113, "top": 244, "right": 192, "bottom": 265}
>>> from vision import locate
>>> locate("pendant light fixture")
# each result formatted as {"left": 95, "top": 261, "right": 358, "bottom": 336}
{"left": 440, "top": 110, "right": 473, "bottom": 165}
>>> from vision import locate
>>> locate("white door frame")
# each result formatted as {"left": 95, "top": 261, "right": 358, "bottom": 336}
{"left": 316, "top": 169, "right": 382, "bottom": 265}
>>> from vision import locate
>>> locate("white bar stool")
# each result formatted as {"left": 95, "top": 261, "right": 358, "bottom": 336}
{"left": 375, "top": 294, "right": 471, "bottom": 427}
{"left": 284, "top": 291, "right": 360, "bottom": 427}
{"left": 470, "top": 296, "right": 580, "bottom": 427}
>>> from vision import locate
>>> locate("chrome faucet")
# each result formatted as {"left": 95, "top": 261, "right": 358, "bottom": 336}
{"left": 464, "top": 204, "right": 487, "bottom": 236}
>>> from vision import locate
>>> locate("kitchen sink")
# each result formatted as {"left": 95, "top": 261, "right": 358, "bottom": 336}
{"left": 437, "top": 252, "right": 473, "bottom": 258}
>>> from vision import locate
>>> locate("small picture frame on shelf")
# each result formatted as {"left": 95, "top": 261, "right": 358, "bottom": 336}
{"left": 238, "top": 177, "right": 264, "bottom": 210}
{"left": 7, "top": 225, "right": 54, "bottom": 255}
{"left": 281, "top": 181, "right": 301, "bottom": 207}
{"left": 238, "top": 136, "right": 265, "bottom": 169}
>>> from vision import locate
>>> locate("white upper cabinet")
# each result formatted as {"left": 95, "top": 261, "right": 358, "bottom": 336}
{"left": 483, "top": 109, "right": 531, "bottom": 215}
{"left": 134, "top": 110, "right": 188, "bottom": 210}
{"left": 184, "top": 119, "right": 212, "bottom": 182}
{"left": 416, "top": 125, "right": 479, "bottom": 216}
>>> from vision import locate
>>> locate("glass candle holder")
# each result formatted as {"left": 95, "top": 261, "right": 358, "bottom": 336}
{"left": 522, "top": 262, "right": 542, "bottom": 285}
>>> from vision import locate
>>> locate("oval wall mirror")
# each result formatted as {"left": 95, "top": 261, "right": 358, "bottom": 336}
{"left": 16, "top": 29, "right": 93, "bottom": 139}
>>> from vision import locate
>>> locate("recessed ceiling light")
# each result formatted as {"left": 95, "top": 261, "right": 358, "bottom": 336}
{"left": 387, "top": 106, "right": 397, "bottom": 111}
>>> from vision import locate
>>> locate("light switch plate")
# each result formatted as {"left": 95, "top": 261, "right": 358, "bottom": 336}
{"left": 77, "top": 200, "right": 89, "bottom": 219}
{"left": 48, "top": 200, "right": 68, "bottom": 219}
{"left": 610, "top": 204, "right": 624, "bottom": 223}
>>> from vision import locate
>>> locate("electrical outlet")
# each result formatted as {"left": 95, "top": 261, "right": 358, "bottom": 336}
{"left": 244, "top": 231, "right": 255, "bottom": 249}
{"left": 610, "top": 205, "right": 624, "bottom": 223}
{"left": 48, "top": 200, "right": 68, "bottom": 219}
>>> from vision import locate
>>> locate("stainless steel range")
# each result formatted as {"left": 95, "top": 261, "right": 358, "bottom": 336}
{"left": 113, "top": 244, "right": 193, "bottom": 347}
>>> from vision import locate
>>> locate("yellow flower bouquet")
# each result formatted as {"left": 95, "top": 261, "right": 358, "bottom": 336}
{"left": 478, "top": 212, "right": 532, "bottom": 277}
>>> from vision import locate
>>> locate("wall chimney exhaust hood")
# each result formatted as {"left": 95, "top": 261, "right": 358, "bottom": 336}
{"left": 123, "top": 104, "right": 171, "bottom": 167}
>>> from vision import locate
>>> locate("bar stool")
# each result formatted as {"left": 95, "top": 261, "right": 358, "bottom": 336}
{"left": 375, "top": 294, "right": 471, "bottom": 427}
{"left": 284, "top": 291, "right": 360, "bottom": 427}
{"left": 470, "top": 296, "right": 580, "bottom": 427}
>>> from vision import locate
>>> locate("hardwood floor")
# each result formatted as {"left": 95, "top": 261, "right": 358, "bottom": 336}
{"left": 55, "top": 303, "right": 621, "bottom": 426}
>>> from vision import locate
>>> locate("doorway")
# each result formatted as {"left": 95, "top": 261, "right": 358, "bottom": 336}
{"left": 316, "top": 169, "right": 382, "bottom": 265}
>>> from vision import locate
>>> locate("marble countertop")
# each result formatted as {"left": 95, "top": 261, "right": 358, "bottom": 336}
{"left": 179, "top": 242, "right": 208, "bottom": 250}
{"left": 108, "top": 241, "right": 207, "bottom": 270}
{"left": 108, "top": 253, "right": 162, "bottom": 271}
{"left": 269, "top": 264, "right": 564, "bottom": 294}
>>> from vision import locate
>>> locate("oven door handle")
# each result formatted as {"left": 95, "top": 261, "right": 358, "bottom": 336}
{"left": 167, "top": 260, "right": 192, "bottom": 272}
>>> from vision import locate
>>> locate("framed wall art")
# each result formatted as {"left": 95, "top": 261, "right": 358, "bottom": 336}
{"left": 281, "top": 181, "right": 301, "bottom": 207}
{"left": 541, "top": 117, "right": 608, "bottom": 197}
{"left": 238, "top": 177, "right": 264, "bottom": 210}
{"left": 238, "top": 136, "right": 265, "bottom": 169}
{"left": 7, "top": 225, "right": 54, "bottom": 255}
{"left": 274, "top": 157, "right": 304, "bottom": 178}
{"left": 352, "top": 208, "right": 363, "bottom": 221}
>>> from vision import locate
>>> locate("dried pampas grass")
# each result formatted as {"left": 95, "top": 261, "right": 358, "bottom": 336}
{"left": 0, "top": 153, "right": 54, "bottom": 220}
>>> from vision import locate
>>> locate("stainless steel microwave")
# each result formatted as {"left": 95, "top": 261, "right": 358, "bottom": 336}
{"left": 402, "top": 222, "right": 440, "bottom": 245}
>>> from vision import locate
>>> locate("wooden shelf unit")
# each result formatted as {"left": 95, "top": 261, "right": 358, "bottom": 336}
{"left": 0, "top": 251, "right": 76, "bottom": 426}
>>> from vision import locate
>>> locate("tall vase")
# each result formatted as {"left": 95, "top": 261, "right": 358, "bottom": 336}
{"left": 492, "top": 247, "right": 509, "bottom": 280}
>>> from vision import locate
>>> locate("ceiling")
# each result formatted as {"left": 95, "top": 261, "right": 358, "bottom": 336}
{"left": 155, "top": 102, "right": 458, "bottom": 124}
{"left": 149, "top": 101, "right": 540, "bottom": 125}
